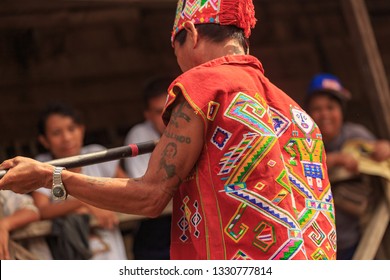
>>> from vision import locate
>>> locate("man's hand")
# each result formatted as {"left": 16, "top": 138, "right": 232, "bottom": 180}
{"left": 0, "top": 157, "right": 53, "bottom": 194}
{"left": 327, "top": 152, "right": 359, "bottom": 173}
{"left": 371, "top": 140, "right": 390, "bottom": 162}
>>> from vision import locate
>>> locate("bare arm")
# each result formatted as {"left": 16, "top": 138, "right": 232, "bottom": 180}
{"left": 0, "top": 208, "right": 39, "bottom": 232}
{"left": 371, "top": 140, "right": 390, "bottom": 161}
{"left": 65, "top": 96, "right": 204, "bottom": 217}
{"left": 0, "top": 95, "right": 204, "bottom": 218}
{"left": 0, "top": 209, "right": 40, "bottom": 259}
{"left": 326, "top": 151, "right": 359, "bottom": 173}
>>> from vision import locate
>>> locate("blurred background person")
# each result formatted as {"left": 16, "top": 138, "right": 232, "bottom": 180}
{"left": 0, "top": 191, "right": 40, "bottom": 259}
{"left": 305, "top": 73, "right": 390, "bottom": 259}
{"left": 31, "top": 102, "right": 127, "bottom": 259}
{"left": 124, "top": 76, "right": 172, "bottom": 260}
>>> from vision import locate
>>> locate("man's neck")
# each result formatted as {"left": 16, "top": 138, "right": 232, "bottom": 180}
{"left": 198, "top": 40, "right": 246, "bottom": 64}
{"left": 223, "top": 41, "right": 246, "bottom": 56}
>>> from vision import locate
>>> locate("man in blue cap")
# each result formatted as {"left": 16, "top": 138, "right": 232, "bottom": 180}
{"left": 305, "top": 73, "right": 390, "bottom": 259}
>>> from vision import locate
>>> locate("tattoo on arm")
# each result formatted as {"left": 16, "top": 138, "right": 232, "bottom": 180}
{"left": 86, "top": 177, "right": 110, "bottom": 187}
{"left": 158, "top": 142, "right": 184, "bottom": 189}
{"left": 158, "top": 99, "right": 193, "bottom": 187}
{"left": 165, "top": 100, "right": 192, "bottom": 144}
{"left": 163, "top": 130, "right": 191, "bottom": 144}
{"left": 159, "top": 142, "right": 178, "bottom": 179}
{"left": 170, "top": 101, "right": 192, "bottom": 127}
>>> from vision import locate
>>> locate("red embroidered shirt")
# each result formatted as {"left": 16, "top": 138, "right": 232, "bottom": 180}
{"left": 163, "top": 55, "right": 336, "bottom": 260}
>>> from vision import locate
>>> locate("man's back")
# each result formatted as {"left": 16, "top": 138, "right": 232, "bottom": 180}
{"left": 164, "top": 55, "right": 336, "bottom": 259}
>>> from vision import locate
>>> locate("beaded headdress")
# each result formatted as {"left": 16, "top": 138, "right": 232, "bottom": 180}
{"left": 171, "top": 0, "right": 257, "bottom": 45}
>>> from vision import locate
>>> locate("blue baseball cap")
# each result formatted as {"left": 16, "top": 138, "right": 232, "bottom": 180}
{"left": 307, "top": 73, "right": 351, "bottom": 101}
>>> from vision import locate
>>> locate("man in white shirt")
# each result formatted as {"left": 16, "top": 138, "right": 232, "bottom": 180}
{"left": 124, "top": 76, "right": 173, "bottom": 259}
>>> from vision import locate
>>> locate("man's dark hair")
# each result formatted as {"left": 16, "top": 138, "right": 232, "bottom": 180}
{"left": 175, "top": 24, "right": 249, "bottom": 53}
{"left": 304, "top": 91, "right": 348, "bottom": 116}
{"left": 142, "top": 76, "right": 173, "bottom": 108}
{"left": 38, "top": 102, "right": 84, "bottom": 136}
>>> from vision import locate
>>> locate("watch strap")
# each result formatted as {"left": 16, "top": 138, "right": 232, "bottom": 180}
{"left": 53, "top": 167, "right": 65, "bottom": 185}
{"left": 52, "top": 166, "right": 67, "bottom": 200}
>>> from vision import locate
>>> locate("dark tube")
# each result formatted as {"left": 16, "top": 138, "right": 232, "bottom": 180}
{"left": 0, "top": 140, "right": 157, "bottom": 179}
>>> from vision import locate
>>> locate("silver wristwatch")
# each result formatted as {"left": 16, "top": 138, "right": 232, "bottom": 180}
{"left": 52, "top": 167, "right": 67, "bottom": 200}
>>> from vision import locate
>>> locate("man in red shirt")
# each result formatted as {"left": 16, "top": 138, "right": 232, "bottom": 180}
{"left": 0, "top": 0, "right": 336, "bottom": 259}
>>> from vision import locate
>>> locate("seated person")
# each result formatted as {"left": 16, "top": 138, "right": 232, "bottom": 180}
{"left": 31, "top": 102, "right": 127, "bottom": 260}
{"left": 0, "top": 191, "right": 40, "bottom": 259}
{"left": 124, "top": 76, "right": 172, "bottom": 260}
{"left": 305, "top": 73, "right": 390, "bottom": 259}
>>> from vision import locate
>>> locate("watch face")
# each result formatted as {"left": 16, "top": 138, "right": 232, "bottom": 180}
{"left": 53, "top": 185, "right": 65, "bottom": 198}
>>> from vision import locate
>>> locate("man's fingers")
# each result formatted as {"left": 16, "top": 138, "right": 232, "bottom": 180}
{"left": 0, "top": 158, "right": 15, "bottom": 170}
{"left": 0, "top": 243, "right": 10, "bottom": 260}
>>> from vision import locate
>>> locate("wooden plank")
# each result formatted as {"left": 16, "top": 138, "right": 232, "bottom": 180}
{"left": 353, "top": 195, "right": 389, "bottom": 259}
{"left": 0, "top": 8, "right": 140, "bottom": 29}
{"left": 353, "top": 180, "right": 390, "bottom": 259}
{"left": 341, "top": 0, "right": 390, "bottom": 260}
{"left": 341, "top": 0, "right": 390, "bottom": 138}
{"left": 0, "top": 0, "right": 177, "bottom": 15}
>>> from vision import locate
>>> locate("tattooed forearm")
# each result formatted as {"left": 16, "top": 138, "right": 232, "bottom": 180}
{"left": 164, "top": 130, "right": 191, "bottom": 144}
{"left": 86, "top": 177, "right": 110, "bottom": 187}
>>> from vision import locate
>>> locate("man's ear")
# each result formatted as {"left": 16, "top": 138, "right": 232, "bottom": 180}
{"left": 38, "top": 135, "right": 50, "bottom": 149}
{"left": 183, "top": 21, "right": 199, "bottom": 48}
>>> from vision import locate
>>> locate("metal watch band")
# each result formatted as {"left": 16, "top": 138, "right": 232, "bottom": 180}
{"left": 53, "top": 167, "right": 65, "bottom": 185}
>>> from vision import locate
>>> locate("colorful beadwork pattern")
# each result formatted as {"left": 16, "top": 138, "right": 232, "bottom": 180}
{"left": 171, "top": 0, "right": 256, "bottom": 44}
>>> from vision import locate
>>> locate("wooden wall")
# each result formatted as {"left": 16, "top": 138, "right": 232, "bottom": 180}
{"left": 1, "top": 0, "right": 389, "bottom": 161}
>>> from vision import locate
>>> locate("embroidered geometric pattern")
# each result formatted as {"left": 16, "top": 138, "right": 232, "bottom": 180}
{"left": 305, "top": 199, "right": 333, "bottom": 212}
{"left": 225, "top": 203, "right": 249, "bottom": 242}
{"left": 253, "top": 222, "right": 276, "bottom": 252}
{"left": 311, "top": 248, "right": 329, "bottom": 260}
{"left": 228, "top": 189, "right": 300, "bottom": 230}
{"left": 211, "top": 126, "right": 232, "bottom": 150}
{"left": 218, "top": 132, "right": 258, "bottom": 176}
{"left": 272, "top": 189, "right": 289, "bottom": 205}
{"left": 178, "top": 205, "right": 189, "bottom": 243}
{"left": 284, "top": 138, "right": 324, "bottom": 164}
{"left": 291, "top": 107, "right": 315, "bottom": 135}
{"left": 267, "top": 160, "right": 276, "bottom": 167}
{"left": 287, "top": 169, "right": 313, "bottom": 199}
{"left": 191, "top": 201, "right": 202, "bottom": 238}
{"left": 271, "top": 239, "right": 303, "bottom": 260}
{"left": 308, "top": 221, "right": 326, "bottom": 246}
{"left": 275, "top": 170, "right": 291, "bottom": 192}
{"left": 254, "top": 181, "right": 266, "bottom": 192}
{"left": 303, "top": 162, "right": 323, "bottom": 179}
{"left": 224, "top": 182, "right": 247, "bottom": 193}
{"left": 177, "top": 197, "right": 204, "bottom": 242}
{"left": 228, "top": 136, "right": 276, "bottom": 184}
{"left": 270, "top": 107, "right": 291, "bottom": 137}
{"left": 225, "top": 92, "right": 275, "bottom": 136}
{"left": 172, "top": 0, "right": 226, "bottom": 43}
{"left": 231, "top": 250, "right": 252, "bottom": 260}
{"left": 298, "top": 208, "right": 316, "bottom": 229}
{"left": 328, "top": 229, "right": 337, "bottom": 252}
{"left": 207, "top": 101, "right": 220, "bottom": 121}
